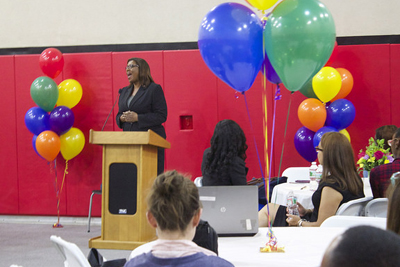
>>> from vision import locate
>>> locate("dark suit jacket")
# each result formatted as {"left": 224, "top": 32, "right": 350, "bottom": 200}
{"left": 116, "top": 82, "right": 167, "bottom": 138}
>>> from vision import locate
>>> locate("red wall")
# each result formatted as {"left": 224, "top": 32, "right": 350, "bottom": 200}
{"left": 0, "top": 44, "right": 397, "bottom": 216}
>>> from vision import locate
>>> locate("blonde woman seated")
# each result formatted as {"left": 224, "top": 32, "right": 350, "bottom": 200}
{"left": 125, "top": 170, "right": 234, "bottom": 267}
{"left": 259, "top": 132, "right": 365, "bottom": 227}
{"left": 386, "top": 171, "right": 400, "bottom": 235}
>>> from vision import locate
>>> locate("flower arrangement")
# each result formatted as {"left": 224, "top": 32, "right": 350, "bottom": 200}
{"left": 357, "top": 137, "right": 394, "bottom": 172}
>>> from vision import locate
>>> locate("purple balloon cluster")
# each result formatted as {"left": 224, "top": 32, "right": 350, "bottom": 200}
{"left": 294, "top": 99, "right": 356, "bottom": 162}
{"left": 24, "top": 106, "right": 74, "bottom": 157}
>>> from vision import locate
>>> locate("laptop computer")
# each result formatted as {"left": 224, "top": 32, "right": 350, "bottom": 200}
{"left": 198, "top": 185, "right": 259, "bottom": 237}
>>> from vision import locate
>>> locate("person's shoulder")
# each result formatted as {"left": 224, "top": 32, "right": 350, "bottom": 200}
{"left": 201, "top": 254, "right": 234, "bottom": 267}
{"left": 125, "top": 253, "right": 151, "bottom": 267}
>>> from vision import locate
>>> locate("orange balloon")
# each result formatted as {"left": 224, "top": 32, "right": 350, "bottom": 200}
{"left": 36, "top": 130, "right": 60, "bottom": 161}
{"left": 331, "top": 68, "right": 353, "bottom": 101}
{"left": 298, "top": 98, "right": 327, "bottom": 132}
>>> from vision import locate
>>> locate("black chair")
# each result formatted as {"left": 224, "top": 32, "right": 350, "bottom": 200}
{"left": 87, "top": 190, "right": 101, "bottom": 232}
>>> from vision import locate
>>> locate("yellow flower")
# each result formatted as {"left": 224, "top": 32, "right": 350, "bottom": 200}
{"left": 357, "top": 158, "right": 364, "bottom": 164}
{"left": 384, "top": 159, "right": 389, "bottom": 164}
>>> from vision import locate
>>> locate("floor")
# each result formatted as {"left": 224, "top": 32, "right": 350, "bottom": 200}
{"left": 0, "top": 215, "right": 132, "bottom": 267}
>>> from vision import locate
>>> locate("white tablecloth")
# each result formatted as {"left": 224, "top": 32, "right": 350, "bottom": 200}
{"left": 218, "top": 227, "right": 346, "bottom": 267}
{"left": 270, "top": 178, "right": 373, "bottom": 209}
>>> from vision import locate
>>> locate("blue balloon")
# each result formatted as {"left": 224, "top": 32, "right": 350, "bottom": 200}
{"left": 198, "top": 3, "right": 263, "bottom": 92}
{"left": 32, "top": 135, "right": 42, "bottom": 158}
{"left": 326, "top": 99, "right": 356, "bottom": 130}
{"left": 313, "top": 126, "right": 338, "bottom": 148}
{"left": 49, "top": 106, "right": 75, "bottom": 135}
{"left": 24, "top": 107, "right": 50, "bottom": 135}
{"left": 294, "top": 126, "right": 317, "bottom": 162}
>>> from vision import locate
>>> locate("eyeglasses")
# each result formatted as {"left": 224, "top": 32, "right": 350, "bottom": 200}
{"left": 126, "top": 64, "right": 139, "bottom": 70}
{"left": 388, "top": 138, "right": 399, "bottom": 147}
{"left": 315, "top": 147, "right": 323, "bottom": 152}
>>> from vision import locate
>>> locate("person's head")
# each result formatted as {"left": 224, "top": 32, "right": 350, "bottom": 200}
{"left": 317, "top": 132, "right": 362, "bottom": 195}
{"left": 375, "top": 125, "right": 397, "bottom": 151}
{"left": 321, "top": 226, "right": 400, "bottom": 267}
{"left": 386, "top": 171, "right": 400, "bottom": 234}
{"left": 205, "top": 119, "right": 248, "bottom": 173}
{"left": 126, "top": 57, "right": 154, "bottom": 87}
{"left": 388, "top": 128, "right": 400, "bottom": 158}
{"left": 146, "top": 170, "right": 201, "bottom": 238}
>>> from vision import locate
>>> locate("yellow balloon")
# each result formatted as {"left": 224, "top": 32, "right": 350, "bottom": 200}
{"left": 57, "top": 79, "right": 83, "bottom": 108}
{"left": 340, "top": 129, "right": 351, "bottom": 143}
{"left": 60, "top": 127, "right": 85, "bottom": 160}
{"left": 312, "top": 67, "right": 342, "bottom": 103}
{"left": 246, "top": 0, "right": 279, "bottom": 10}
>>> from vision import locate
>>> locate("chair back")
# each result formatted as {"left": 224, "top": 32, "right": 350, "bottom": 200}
{"left": 321, "top": 215, "right": 387, "bottom": 229}
{"left": 336, "top": 196, "right": 373, "bottom": 216}
{"left": 364, "top": 198, "right": 388, "bottom": 217}
{"left": 50, "top": 235, "right": 91, "bottom": 267}
{"left": 281, "top": 167, "right": 309, "bottom": 183}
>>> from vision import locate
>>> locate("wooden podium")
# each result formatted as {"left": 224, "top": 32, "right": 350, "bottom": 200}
{"left": 88, "top": 129, "right": 170, "bottom": 250}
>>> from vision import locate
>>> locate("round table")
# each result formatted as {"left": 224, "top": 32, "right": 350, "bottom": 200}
{"left": 270, "top": 178, "right": 373, "bottom": 209}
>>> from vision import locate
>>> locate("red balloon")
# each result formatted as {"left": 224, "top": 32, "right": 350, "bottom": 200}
{"left": 39, "top": 48, "right": 64, "bottom": 79}
{"left": 325, "top": 41, "right": 338, "bottom": 66}
{"left": 298, "top": 98, "right": 327, "bottom": 132}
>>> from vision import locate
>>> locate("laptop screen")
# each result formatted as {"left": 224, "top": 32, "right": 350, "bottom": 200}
{"left": 198, "top": 185, "right": 259, "bottom": 237}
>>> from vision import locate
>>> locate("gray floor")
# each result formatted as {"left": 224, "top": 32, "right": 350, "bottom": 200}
{"left": 0, "top": 216, "right": 132, "bottom": 267}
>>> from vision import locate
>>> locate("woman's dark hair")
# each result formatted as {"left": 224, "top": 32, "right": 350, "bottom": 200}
{"left": 375, "top": 125, "right": 398, "bottom": 151}
{"left": 205, "top": 119, "right": 248, "bottom": 174}
{"left": 147, "top": 170, "right": 200, "bottom": 233}
{"left": 127, "top": 57, "right": 154, "bottom": 87}
{"left": 320, "top": 132, "right": 363, "bottom": 195}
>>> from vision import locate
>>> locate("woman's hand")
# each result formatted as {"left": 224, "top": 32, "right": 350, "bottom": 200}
{"left": 297, "top": 202, "right": 308, "bottom": 217}
{"left": 121, "top": 111, "right": 138, "bottom": 123}
{"left": 286, "top": 214, "right": 301, "bottom": 226}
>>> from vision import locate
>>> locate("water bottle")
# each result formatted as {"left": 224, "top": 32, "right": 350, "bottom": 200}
{"left": 287, "top": 190, "right": 299, "bottom": 216}
{"left": 316, "top": 164, "right": 323, "bottom": 184}
{"left": 309, "top": 162, "right": 318, "bottom": 191}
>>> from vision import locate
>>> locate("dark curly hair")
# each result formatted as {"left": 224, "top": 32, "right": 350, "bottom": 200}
{"left": 205, "top": 119, "right": 248, "bottom": 174}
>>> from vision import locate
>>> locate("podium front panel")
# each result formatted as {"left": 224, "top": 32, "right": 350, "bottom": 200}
{"left": 109, "top": 163, "right": 138, "bottom": 215}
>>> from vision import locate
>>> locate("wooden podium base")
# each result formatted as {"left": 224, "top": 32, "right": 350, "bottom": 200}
{"left": 89, "top": 236, "right": 151, "bottom": 250}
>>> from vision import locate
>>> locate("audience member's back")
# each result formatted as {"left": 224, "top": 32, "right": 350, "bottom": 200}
{"left": 321, "top": 225, "right": 400, "bottom": 267}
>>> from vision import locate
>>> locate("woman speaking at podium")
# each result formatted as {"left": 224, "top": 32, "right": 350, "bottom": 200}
{"left": 116, "top": 58, "right": 168, "bottom": 175}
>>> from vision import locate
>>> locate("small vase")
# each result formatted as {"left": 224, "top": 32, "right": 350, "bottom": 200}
{"left": 363, "top": 170, "right": 370, "bottom": 179}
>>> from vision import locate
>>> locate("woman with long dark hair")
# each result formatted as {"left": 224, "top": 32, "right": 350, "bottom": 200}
{"left": 201, "top": 119, "right": 248, "bottom": 186}
{"left": 259, "top": 132, "right": 364, "bottom": 227}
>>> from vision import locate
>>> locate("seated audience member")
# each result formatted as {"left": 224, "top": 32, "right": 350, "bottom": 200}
{"left": 375, "top": 125, "right": 398, "bottom": 151}
{"left": 320, "top": 226, "right": 400, "bottom": 267}
{"left": 201, "top": 119, "right": 248, "bottom": 186}
{"left": 258, "top": 132, "right": 364, "bottom": 227}
{"left": 370, "top": 128, "right": 400, "bottom": 198}
{"left": 125, "top": 170, "right": 234, "bottom": 267}
{"left": 386, "top": 171, "right": 400, "bottom": 235}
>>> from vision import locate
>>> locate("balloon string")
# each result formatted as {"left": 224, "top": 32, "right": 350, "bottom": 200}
{"left": 272, "top": 91, "right": 293, "bottom": 207}
{"left": 242, "top": 92, "right": 265, "bottom": 180}
{"left": 261, "top": 34, "right": 271, "bottom": 228}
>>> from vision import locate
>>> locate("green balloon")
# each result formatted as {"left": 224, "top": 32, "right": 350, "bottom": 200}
{"left": 298, "top": 79, "right": 318, "bottom": 98}
{"left": 30, "top": 76, "right": 59, "bottom": 112}
{"left": 264, "top": 0, "right": 336, "bottom": 92}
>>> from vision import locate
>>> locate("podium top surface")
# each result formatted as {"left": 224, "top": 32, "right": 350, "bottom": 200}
{"left": 89, "top": 129, "right": 171, "bottom": 149}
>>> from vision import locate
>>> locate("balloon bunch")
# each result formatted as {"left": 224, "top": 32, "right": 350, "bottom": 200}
{"left": 295, "top": 65, "right": 355, "bottom": 162}
{"left": 24, "top": 48, "right": 85, "bottom": 162}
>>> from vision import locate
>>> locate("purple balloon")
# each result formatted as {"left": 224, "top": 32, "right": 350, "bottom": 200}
{"left": 49, "top": 106, "right": 75, "bottom": 135}
{"left": 263, "top": 53, "right": 281, "bottom": 84}
{"left": 313, "top": 126, "right": 338, "bottom": 148}
{"left": 294, "top": 126, "right": 317, "bottom": 162}
{"left": 198, "top": 3, "right": 263, "bottom": 92}
{"left": 24, "top": 107, "right": 50, "bottom": 135}
{"left": 326, "top": 99, "right": 356, "bottom": 130}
